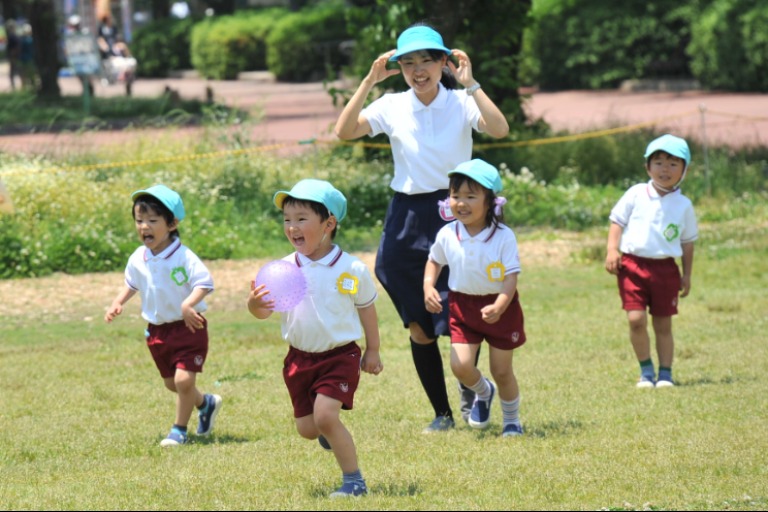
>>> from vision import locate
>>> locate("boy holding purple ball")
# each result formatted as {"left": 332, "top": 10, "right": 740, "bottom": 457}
{"left": 246, "top": 178, "right": 383, "bottom": 498}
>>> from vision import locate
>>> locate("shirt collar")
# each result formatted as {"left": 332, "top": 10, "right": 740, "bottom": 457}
{"left": 144, "top": 238, "right": 181, "bottom": 261}
{"left": 454, "top": 221, "right": 499, "bottom": 243}
{"left": 646, "top": 180, "right": 680, "bottom": 199}
{"left": 295, "top": 245, "right": 343, "bottom": 267}
{"left": 409, "top": 83, "right": 448, "bottom": 112}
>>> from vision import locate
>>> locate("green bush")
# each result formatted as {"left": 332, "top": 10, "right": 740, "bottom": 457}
{"left": 527, "top": 0, "right": 694, "bottom": 90}
{"left": 266, "top": 3, "right": 349, "bottom": 82}
{"left": 190, "top": 9, "right": 287, "bottom": 80}
{"left": 687, "top": 0, "right": 768, "bottom": 91}
{"left": 131, "top": 17, "right": 196, "bottom": 77}
{"left": 1, "top": 125, "right": 766, "bottom": 279}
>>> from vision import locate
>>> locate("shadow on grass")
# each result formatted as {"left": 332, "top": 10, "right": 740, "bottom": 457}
{"left": 308, "top": 481, "right": 422, "bottom": 498}
{"left": 676, "top": 375, "right": 749, "bottom": 387}
{"left": 155, "top": 433, "right": 251, "bottom": 446}
{"left": 472, "top": 419, "right": 585, "bottom": 439}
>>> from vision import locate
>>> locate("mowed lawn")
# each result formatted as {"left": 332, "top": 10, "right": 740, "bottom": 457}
{"left": 0, "top": 221, "right": 766, "bottom": 511}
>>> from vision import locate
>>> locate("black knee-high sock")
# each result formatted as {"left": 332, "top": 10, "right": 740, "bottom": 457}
{"left": 411, "top": 338, "right": 452, "bottom": 418}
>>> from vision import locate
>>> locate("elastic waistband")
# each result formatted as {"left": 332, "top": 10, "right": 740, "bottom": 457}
{"left": 289, "top": 341, "right": 357, "bottom": 359}
{"left": 622, "top": 254, "right": 675, "bottom": 265}
{"left": 449, "top": 290, "right": 519, "bottom": 302}
{"left": 148, "top": 317, "right": 206, "bottom": 330}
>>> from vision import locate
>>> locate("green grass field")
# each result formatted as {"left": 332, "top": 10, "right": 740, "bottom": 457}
{"left": 1, "top": 221, "right": 766, "bottom": 510}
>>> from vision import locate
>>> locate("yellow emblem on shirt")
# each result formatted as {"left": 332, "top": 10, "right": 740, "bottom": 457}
{"left": 337, "top": 272, "right": 358, "bottom": 295}
{"left": 486, "top": 262, "right": 505, "bottom": 282}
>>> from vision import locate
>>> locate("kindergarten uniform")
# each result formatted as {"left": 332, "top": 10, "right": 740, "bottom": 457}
{"left": 609, "top": 181, "right": 698, "bottom": 316}
{"left": 428, "top": 221, "right": 526, "bottom": 350}
{"left": 362, "top": 83, "right": 482, "bottom": 337}
{"left": 280, "top": 245, "right": 378, "bottom": 418}
{"left": 124, "top": 237, "right": 214, "bottom": 377}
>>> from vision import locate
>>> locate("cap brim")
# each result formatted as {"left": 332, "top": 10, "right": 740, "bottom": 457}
{"left": 273, "top": 191, "right": 290, "bottom": 210}
{"left": 389, "top": 44, "right": 451, "bottom": 61}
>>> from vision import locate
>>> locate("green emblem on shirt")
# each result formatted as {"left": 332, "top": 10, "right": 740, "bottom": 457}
{"left": 171, "top": 267, "right": 189, "bottom": 286}
{"left": 663, "top": 223, "right": 680, "bottom": 242}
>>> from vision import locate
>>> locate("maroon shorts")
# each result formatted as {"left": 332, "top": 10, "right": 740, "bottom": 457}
{"left": 283, "top": 342, "right": 361, "bottom": 418}
{"left": 448, "top": 291, "right": 526, "bottom": 350}
{"left": 146, "top": 319, "right": 208, "bottom": 378}
{"left": 618, "top": 254, "right": 681, "bottom": 316}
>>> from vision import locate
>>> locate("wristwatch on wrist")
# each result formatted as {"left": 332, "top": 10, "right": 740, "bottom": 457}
{"left": 465, "top": 82, "right": 482, "bottom": 96}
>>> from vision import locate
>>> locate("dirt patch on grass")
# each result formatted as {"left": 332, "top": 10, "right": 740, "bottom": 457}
{"left": 0, "top": 232, "right": 601, "bottom": 324}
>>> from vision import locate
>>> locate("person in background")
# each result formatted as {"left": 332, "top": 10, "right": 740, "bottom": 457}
{"left": 18, "top": 23, "right": 36, "bottom": 90}
{"left": 605, "top": 134, "right": 698, "bottom": 389}
{"left": 5, "top": 19, "right": 20, "bottom": 91}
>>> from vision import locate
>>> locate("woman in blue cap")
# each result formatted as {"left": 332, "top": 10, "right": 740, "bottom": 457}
{"left": 335, "top": 23, "right": 509, "bottom": 432}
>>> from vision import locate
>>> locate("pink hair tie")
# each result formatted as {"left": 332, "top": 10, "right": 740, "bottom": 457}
{"left": 494, "top": 197, "right": 507, "bottom": 216}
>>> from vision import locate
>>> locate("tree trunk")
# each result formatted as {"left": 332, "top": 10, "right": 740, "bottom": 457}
{"left": 30, "top": 0, "right": 61, "bottom": 98}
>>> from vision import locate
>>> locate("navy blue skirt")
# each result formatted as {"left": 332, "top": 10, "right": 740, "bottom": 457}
{"left": 375, "top": 190, "right": 451, "bottom": 339}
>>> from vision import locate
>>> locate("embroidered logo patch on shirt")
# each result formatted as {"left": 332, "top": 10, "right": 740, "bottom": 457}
{"left": 663, "top": 223, "right": 681, "bottom": 242}
{"left": 486, "top": 262, "right": 505, "bottom": 282}
{"left": 337, "top": 272, "right": 358, "bottom": 295}
{"left": 171, "top": 266, "right": 189, "bottom": 286}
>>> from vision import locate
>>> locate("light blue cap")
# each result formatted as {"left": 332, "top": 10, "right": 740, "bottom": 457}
{"left": 448, "top": 159, "right": 503, "bottom": 193}
{"left": 644, "top": 134, "right": 691, "bottom": 167}
{"left": 389, "top": 26, "right": 451, "bottom": 61}
{"left": 131, "top": 184, "right": 185, "bottom": 220}
{"left": 273, "top": 179, "right": 347, "bottom": 222}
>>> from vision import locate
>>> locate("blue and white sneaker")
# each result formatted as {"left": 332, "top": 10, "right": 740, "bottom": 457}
{"left": 655, "top": 378, "right": 675, "bottom": 388}
{"left": 318, "top": 435, "right": 332, "bottom": 451}
{"left": 502, "top": 423, "right": 524, "bottom": 438}
{"left": 468, "top": 379, "right": 495, "bottom": 429}
{"left": 329, "top": 481, "right": 368, "bottom": 498}
{"left": 422, "top": 415, "right": 455, "bottom": 433}
{"left": 160, "top": 428, "right": 188, "bottom": 447}
{"left": 197, "top": 394, "right": 222, "bottom": 436}
{"left": 636, "top": 375, "right": 656, "bottom": 389}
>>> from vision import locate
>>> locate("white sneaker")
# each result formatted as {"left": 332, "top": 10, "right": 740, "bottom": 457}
{"left": 656, "top": 379, "right": 675, "bottom": 388}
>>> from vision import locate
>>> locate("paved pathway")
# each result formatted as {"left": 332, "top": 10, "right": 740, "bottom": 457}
{"left": 0, "top": 67, "right": 766, "bottom": 155}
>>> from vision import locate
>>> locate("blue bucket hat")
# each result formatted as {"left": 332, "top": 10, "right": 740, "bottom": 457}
{"left": 131, "top": 184, "right": 186, "bottom": 221}
{"left": 389, "top": 26, "right": 451, "bottom": 61}
{"left": 273, "top": 179, "right": 347, "bottom": 222}
{"left": 448, "top": 159, "right": 503, "bottom": 193}
{"left": 644, "top": 134, "right": 691, "bottom": 169}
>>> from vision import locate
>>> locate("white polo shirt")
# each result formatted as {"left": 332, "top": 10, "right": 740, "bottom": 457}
{"left": 125, "top": 238, "right": 214, "bottom": 325}
{"left": 362, "top": 84, "right": 482, "bottom": 194}
{"left": 429, "top": 221, "right": 521, "bottom": 296}
{"left": 281, "top": 246, "right": 378, "bottom": 353}
{"left": 609, "top": 181, "right": 699, "bottom": 259}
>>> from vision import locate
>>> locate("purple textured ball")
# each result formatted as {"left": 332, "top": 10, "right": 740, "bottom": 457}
{"left": 254, "top": 260, "right": 307, "bottom": 312}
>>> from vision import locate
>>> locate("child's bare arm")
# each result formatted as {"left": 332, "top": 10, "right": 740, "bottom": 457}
{"left": 358, "top": 304, "right": 383, "bottom": 375}
{"left": 605, "top": 222, "right": 624, "bottom": 274}
{"left": 423, "top": 259, "right": 444, "bottom": 314}
{"left": 680, "top": 242, "right": 695, "bottom": 297}
{"left": 481, "top": 273, "right": 518, "bottom": 324}
{"left": 105, "top": 286, "right": 137, "bottom": 323}
{"left": 181, "top": 287, "right": 211, "bottom": 332}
